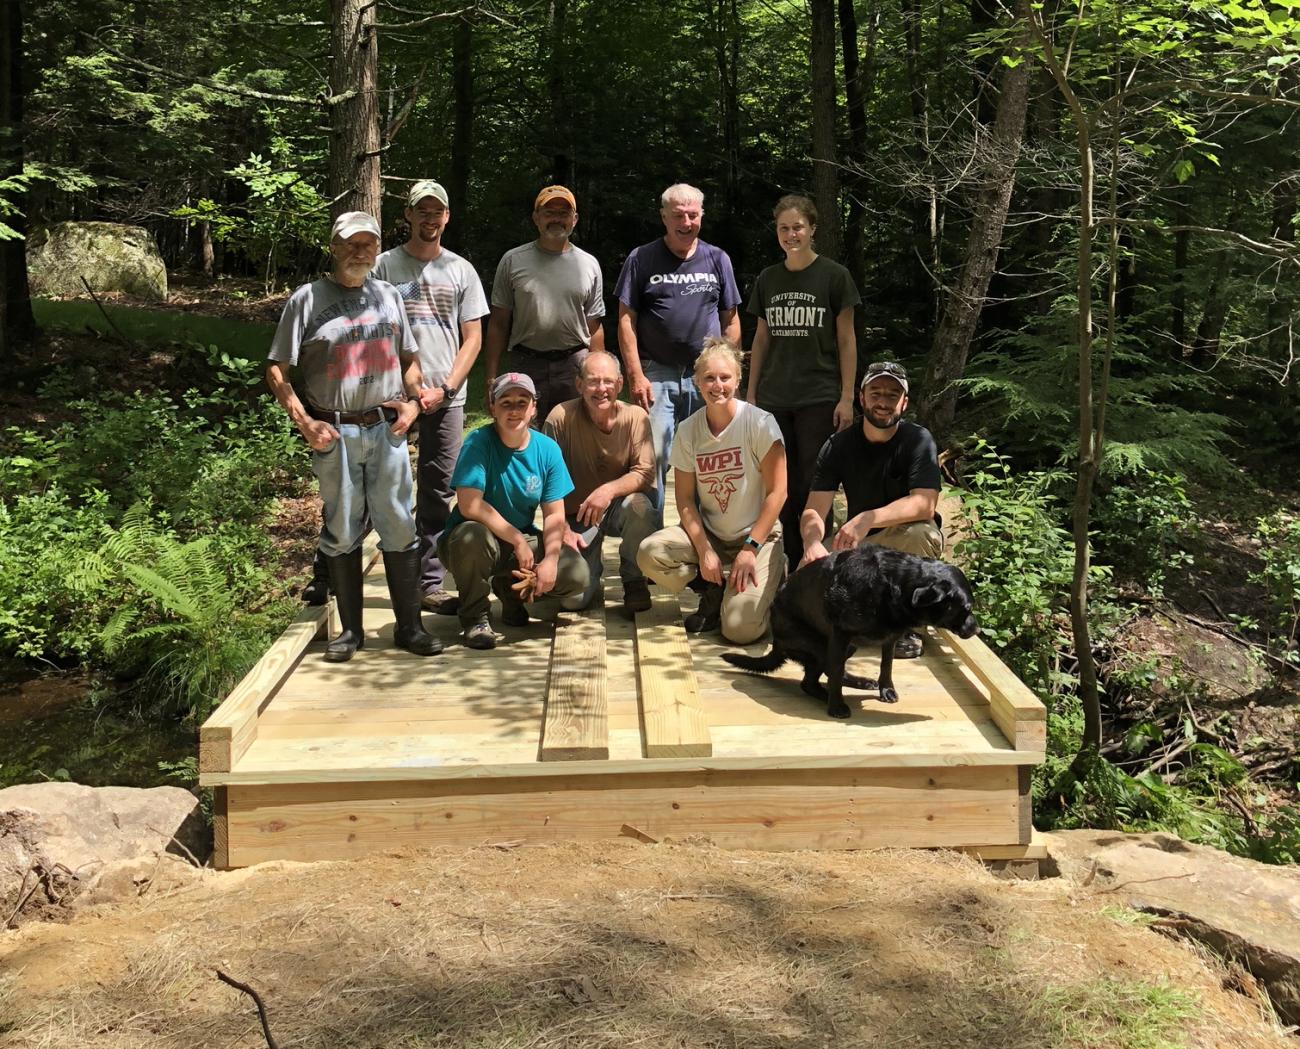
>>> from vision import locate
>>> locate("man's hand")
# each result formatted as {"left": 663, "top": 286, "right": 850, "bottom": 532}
{"left": 629, "top": 372, "right": 653, "bottom": 411}
{"left": 300, "top": 417, "right": 340, "bottom": 451}
{"left": 388, "top": 398, "right": 420, "bottom": 436}
{"left": 418, "top": 386, "right": 445, "bottom": 413}
{"left": 832, "top": 512, "right": 872, "bottom": 551}
{"left": 799, "top": 540, "right": 831, "bottom": 568}
{"left": 698, "top": 546, "right": 723, "bottom": 585}
{"left": 561, "top": 525, "right": 589, "bottom": 553}
{"left": 575, "top": 485, "right": 613, "bottom": 528}
{"left": 833, "top": 396, "right": 855, "bottom": 431}
{"left": 730, "top": 547, "right": 758, "bottom": 592}
{"left": 513, "top": 535, "right": 536, "bottom": 572}
{"left": 532, "top": 553, "right": 559, "bottom": 598}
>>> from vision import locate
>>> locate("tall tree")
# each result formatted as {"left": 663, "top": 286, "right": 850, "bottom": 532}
{"left": 0, "top": 0, "right": 34, "bottom": 361}
{"left": 450, "top": 14, "right": 475, "bottom": 255}
{"left": 919, "top": 3, "right": 1031, "bottom": 441}
{"left": 328, "top": 0, "right": 381, "bottom": 219}
{"left": 838, "top": 0, "right": 875, "bottom": 293}
{"left": 809, "top": 0, "right": 841, "bottom": 258}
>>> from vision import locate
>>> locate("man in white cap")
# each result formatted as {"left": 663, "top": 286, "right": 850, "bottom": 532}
{"left": 373, "top": 179, "right": 489, "bottom": 616}
{"left": 484, "top": 185, "right": 606, "bottom": 427}
{"left": 266, "top": 211, "right": 443, "bottom": 662}
{"left": 798, "top": 360, "right": 944, "bottom": 657}
{"left": 438, "top": 371, "right": 590, "bottom": 649}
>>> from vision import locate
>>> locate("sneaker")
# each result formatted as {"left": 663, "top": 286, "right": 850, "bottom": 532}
{"left": 421, "top": 589, "right": 460, "bottom": 616}
{"left": 622, "top": 577, "right": 652, "bottom": 615}
{"left": 684, "top": 582, "right": 724, "bottom": 633}
{"left": 462, "top": 617, "right": 496, "bottom": 650}
{"left": 894, "top": 631, "right": 924, "bottom": 659}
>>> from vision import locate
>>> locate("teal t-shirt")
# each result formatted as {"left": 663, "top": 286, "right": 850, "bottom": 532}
{"left": 445, "top": 425, "right": 574, "bottom": 536}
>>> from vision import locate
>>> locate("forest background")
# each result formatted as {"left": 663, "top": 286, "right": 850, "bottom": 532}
{"left": 0, "top": 0, "right": 1297, "bottom": 860}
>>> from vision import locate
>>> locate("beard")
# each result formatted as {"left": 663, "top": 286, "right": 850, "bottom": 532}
{"left": 866, "top": 407, "right": 903, "bottom": 429}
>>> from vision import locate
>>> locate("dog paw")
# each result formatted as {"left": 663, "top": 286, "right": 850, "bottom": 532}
{"left": 878, "top": 687, "right": 899, "bottom": 704}
{"left": 842, "top": 672, "right": 878, "bottom": 691}
{"left": 800, "top": 681, "right": 829, "bottom": 701}
{"left": 828, "top": 702, "right": 852, "bottom": 720}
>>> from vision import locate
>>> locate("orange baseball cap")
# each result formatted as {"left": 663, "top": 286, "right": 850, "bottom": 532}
{"left": 534, "top": 185, "right": 576, "bottom": 211}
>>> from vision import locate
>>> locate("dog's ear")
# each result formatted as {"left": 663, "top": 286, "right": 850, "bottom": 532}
{"left": 911, "top": 582, "right": 948, "bottom": 608}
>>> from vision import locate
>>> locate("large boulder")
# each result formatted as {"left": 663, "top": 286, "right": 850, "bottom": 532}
{"left": 1046, "top": 829, "right": 1300, "bottom": 1025}
{"left": 27, "top": 221, "right": 168, "bottom": 301}
{"left": 0, "top": 783, "right": 206, "bottom": 923}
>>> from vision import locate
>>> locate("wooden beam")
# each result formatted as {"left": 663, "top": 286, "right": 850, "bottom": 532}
{"left": 211, "top": 786, "right": 230, "bottom": 869}
{"left": 958, "top": 829, "right": 1049, "bottom": 861}
{"left": 199, "top": 603, "right": 329, "bottom": 773}
{"left": 219, "top": 765, "right": 1021, "bottom": 866}
{"left": 935, "top": 629, "right": 1046, "bottom": 752}
{"left": 635, "top": 591, "right": 711, "bottom": 757}
{"left": 540, "top": 605, "right": 609, "bottom": 761}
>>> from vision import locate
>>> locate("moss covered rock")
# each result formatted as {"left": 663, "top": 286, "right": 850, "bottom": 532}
{"left": 28, "top": 221, "right": 168, "bottom": 301}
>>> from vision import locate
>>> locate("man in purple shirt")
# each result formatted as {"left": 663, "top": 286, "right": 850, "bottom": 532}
{"left": 615, "top": 183, "right": 741, "bottom": 505}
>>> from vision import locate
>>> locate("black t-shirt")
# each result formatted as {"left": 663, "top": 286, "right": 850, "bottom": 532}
{"left": 810, "top": 420, "right": 942, "bottom": 519}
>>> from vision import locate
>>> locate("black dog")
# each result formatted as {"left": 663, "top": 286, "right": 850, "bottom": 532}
{"left": 722, "top": 546, "right": 978, "bottom": 719}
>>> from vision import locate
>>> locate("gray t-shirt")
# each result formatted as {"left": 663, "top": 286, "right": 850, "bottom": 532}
{"left": 669, "top": 401, "right": 784, "bottom": 541}
{"left": 490, "top": 241, "right": 605, "bottom": 351}
{"left": 373, "top": 246, "right": 488, "bottom": 409}
{"left": 267, "top": 276, "right": 415, "bottom": 412}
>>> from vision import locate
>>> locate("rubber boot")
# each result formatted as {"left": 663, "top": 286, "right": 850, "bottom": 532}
{"left": 384, "top": 548, "right": 443, "bottom": 656}
{"left": 323, "top": 548, "right": 365, "bottom": 662}
{"left": 684, "top": 580, "right": 724, "bottom": 633}
{"left": 302, "top": 549, "right": 330, "bottom": 605}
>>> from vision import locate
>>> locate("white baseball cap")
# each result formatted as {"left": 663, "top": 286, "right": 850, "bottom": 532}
{"left": 330, "top": 211, "right": 381, "bottom": 241}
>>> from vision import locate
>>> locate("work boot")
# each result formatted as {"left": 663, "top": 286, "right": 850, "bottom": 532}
{"left": 384, "top": 548, "right": 443, "bottom": 656}
{"left": 684, "top": 580, "right": 724, "bottom": 633}
{"left": 622, "top": 577, "right": 652, "bottom": 615}
{"left": 893, "top": 631, "right": 924, "bottom": 659}
{"left": 302, "top": 550, "right": 330, "bottom": 605}
{"left": 323, "top": 548, "right": 365, "bottom": 662}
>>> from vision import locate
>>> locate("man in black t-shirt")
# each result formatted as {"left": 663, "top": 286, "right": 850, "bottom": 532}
{"left": 798, "top": 361, "right": 944, "bottom": 655}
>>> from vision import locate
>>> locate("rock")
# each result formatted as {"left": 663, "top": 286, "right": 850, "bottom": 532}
{"left": 1, "top": 783, "right": 207, "bottom": 922}
{"left": 27, "top": 221, "right": 168, "bottom": 301}
{"left": 77, "top": 854, "right": 204, "bottom": 910}
{"left": 1046, "top": 829, "right": 1300, "bottom": 1025}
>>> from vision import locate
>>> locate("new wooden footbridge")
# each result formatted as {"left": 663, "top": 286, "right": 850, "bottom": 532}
{"left": 200, "top": 517, "right": 1047, "bottom": 869}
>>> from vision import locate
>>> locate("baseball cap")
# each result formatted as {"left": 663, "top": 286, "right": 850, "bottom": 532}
{"left": 330, "top": 211, "right": 381, "bottom": 241}
{"left": 408, "top": 179, "right": 449, "bottom": 209}
{"left": 861, "top": 361, "right": 909, "bottom": 394}
{"left": 490, "top": 372, "right": 538, "bottom": 402}
{"left": 534, "top": 185, "right": 577, "bottom": 211}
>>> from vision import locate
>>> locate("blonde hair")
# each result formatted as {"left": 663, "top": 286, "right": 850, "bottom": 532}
{"left": 693, "top": 336, "right": 743, "bottom": 383}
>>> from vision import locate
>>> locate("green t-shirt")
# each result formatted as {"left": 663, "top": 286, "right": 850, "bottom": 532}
{"left": 746, "top": 256, "right": 860, "bottom": 410}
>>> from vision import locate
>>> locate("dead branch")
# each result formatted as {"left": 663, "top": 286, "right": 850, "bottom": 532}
{"left": 215, "top": 971, "right": 280, "bottom": 1049}
{"left": 79, "top": 277, "right": 135, "bottom": 349}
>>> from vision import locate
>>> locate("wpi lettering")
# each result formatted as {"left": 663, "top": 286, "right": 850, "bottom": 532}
{"left": 696, "top": 448, "right": 743, "bottom": 473}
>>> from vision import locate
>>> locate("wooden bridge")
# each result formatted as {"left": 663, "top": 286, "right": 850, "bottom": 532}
{"left": 200, "top": 532, "right": 1046, "bottom": 869}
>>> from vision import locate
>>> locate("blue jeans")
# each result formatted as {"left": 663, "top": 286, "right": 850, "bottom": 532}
{"left": 312, "top": 419, "right": 417, "bottom": 557}
{"left": 644, "top": 358, "right": 700, "bottom": 509}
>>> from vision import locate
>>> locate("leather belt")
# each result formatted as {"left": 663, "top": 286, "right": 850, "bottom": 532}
{"left": 509, "top": 344, "right": 585, "bottom": 360}
{"left": 307, "top": 404, "right": 398, "bottom": 426}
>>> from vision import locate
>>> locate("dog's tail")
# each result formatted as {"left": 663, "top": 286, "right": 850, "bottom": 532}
{"left": 722, "top": 645, "right": 787, "bottom": 675}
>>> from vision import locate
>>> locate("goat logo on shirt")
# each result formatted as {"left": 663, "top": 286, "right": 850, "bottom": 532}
{"left": 695, "top": 447, "right": 744, "bottom": 513}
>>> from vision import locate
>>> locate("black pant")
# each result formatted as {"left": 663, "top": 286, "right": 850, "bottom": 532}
{"left": 767, "top": 401, "right": 837, "bottom": 568}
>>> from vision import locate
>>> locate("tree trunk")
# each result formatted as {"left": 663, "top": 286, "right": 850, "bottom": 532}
{"left": 1190, "top": 250, "right": 1232, "bottom": 368}
{"left": 809, "top": 0, "right": 841, "bottom": 259}
{"left": 918, "top": 5, "right": 1031, "bottom": 441}
{"left": 0, "top": 0, "right": 35, "bottom": 362}
{"left": 449, "top": 16, "right": 474, "bottom": 255}
{"left": 547, "top": 0, "right": 572, "bottom": 187}
{"left": 328, "top": 0, "right": 381, "bottom": 220}
{"left": 838, "top": 0, "right": 872, "bottom": 294}
{"left": 712, "top": 0, "right": 742, "bottom": 247}
{"left": 901, "top": 0, "right": 935, "bottom": 321}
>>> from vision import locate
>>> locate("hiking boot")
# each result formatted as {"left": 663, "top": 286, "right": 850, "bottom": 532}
{"left": 384, "top": 548, "right": 443, "bottom": 657}
{"left": 462, "top": 616, "right": 496, "bottom": 650}
{"left": 421, "top": 588, "right": 461, "bottom": 616}
{"left": 684, "top": 581, "right": 724, "bottom": 633}
{"left": 622, "top": 577, "right": 652, "bottom": 615}
{"left": 894, "top": 631, "right": 924, "bottom": 659}
{"left": 323, "top": 548, "right": 365, "bottom": 662}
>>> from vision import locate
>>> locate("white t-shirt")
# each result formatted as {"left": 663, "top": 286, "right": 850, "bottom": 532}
{"left": 669, "top": 400, "right": 783, "bottom": 541}
{"left": 373, "top": 246, "right": 488, "bottom": 409}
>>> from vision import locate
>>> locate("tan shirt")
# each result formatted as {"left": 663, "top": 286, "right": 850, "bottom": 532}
{"left": 543, "top": 398, "right": 655, "bottom": 517}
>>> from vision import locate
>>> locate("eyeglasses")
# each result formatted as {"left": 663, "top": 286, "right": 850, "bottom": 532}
{"left": 864, "top": 361, "right": 907, "bottom": 380}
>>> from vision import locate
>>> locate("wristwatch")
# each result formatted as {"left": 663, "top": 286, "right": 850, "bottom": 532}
{"left": 439, "top": 382, "right": 458, "bottom": 399}
{"left": 743, "top": 535, "right": 763, "bottom": 552}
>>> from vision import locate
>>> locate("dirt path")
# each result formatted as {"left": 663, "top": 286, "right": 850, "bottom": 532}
{"left": 0, "top": 843, "right": 1286, "bottom": 1048}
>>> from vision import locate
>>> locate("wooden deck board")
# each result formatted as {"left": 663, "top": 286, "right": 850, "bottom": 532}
{"left": 540, "top": 604, "right": 609, "bottom": 761}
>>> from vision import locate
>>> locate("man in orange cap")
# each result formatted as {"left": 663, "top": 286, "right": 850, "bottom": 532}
{"left": 484, "top": 185, "right": 606, "bottom": 426}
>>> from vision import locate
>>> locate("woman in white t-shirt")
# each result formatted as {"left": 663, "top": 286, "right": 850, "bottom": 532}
{"left": 636, "top": 338, "right": 787, "bottom": 643}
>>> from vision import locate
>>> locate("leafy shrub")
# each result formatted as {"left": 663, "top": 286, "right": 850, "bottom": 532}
{"left": 1251, "top": 510, "right": 1300, "bottom": 660}
{"left": 1092, "top": 472, "right": 1195, "bottom": 594}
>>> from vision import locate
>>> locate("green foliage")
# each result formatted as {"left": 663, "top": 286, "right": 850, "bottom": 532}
{"left": 1032, "top": 977, "right": 1199, "bottom": 1049}
{"left": 1250, "top": 510, "right": 1300, "bottom": 659}
{"left": 1092, "top": 473, "right": 1196, "bottom": 594}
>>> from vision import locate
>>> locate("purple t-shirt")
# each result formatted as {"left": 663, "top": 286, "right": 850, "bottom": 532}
{"left": 614, "top": 238, "right": 742, "bottom": 368}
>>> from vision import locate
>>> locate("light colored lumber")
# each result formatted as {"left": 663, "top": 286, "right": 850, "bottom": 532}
{"left": 935, "top": 629, "right": 1046, "bottom": 752}
{"left": 218, "top": 764, "right": 1021, "bottom": 866}
{"left": 635, "top": 590, "right": 711, "bottom": 757}
{"left": 199, "top": 602, "right": 329, "bottom": 773}
{"left": 540, "top": 605, "right": 609, "bottom": 760}
{"left": 958, "top": 829, "right": 1049, "bottom": 861}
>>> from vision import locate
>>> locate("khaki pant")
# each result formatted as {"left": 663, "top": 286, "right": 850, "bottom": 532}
{"left": 637, "top": 525, "right": 785, "bottom": 644}
{"left": 860, "top": 519, "right": 945, "bottom": 558}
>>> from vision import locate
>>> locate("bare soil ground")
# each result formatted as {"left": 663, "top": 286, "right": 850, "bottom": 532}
{"left": 0, "top": 843, "right": 1290, "bottom": 1049}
